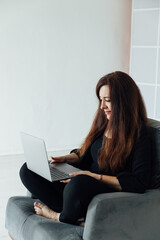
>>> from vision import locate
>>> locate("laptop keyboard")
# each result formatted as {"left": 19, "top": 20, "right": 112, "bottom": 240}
{"left": 50, "top": 166, "right": 70, "bottom": 181}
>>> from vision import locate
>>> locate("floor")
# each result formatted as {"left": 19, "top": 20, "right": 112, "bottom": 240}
{"left": 0, "top": 154, "right": 26, "bottom": 239}
{"left": 0, "top": 150, "right": 68, "bottom": 239}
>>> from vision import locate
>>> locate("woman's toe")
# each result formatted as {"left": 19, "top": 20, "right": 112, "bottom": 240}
{"left": 34, "top": 201, "right": 44, "bottom": 209}
{"left": 35, "top": 207, "right": 42, "bottom": 215}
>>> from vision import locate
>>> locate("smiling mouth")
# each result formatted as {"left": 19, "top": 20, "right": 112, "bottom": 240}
{"left": 104, "top": 111, "right": 111, "bottom": 114}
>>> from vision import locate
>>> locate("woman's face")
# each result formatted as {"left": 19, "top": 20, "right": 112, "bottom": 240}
{"left": 99, "top": 85, "right": 111, "bottom": 120}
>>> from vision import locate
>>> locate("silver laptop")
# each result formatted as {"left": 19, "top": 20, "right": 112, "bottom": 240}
{"left": 20, "top": 132, "right": 80, "bottom": 182}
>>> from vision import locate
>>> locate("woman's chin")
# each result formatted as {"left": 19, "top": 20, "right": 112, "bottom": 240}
{"left": 105, "top": 113, "right": 111, "bottom": 120}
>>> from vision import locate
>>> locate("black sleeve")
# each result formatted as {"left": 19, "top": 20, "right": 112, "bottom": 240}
{"left": 70, "top": 148, "right": 80, "bottom": 158}
{"left": 116, "top": 125, "right": 151, "bottom": 193}
{"left": 70, "top": 147, "right": 93, "bottom": 170}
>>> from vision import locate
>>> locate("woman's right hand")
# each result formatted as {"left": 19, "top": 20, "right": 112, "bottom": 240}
{"left": 50, "top": 152, "right": 80, "bottom": 164}
{"left": 50, "top": 156, "right": 67, "bottom": 164}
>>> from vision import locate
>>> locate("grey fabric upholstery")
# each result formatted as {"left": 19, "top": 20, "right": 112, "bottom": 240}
{"left": 5, "top": 196, "right": 83, "bottom": 240}
{"left": 5, "top": 118, "right": 160, "bottom": 240}
{"left": 84, "top": 190, "right": 160, "bottom": 240}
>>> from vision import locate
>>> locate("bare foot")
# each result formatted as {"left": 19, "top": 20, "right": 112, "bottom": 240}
{"left": 34, "top": 201, "right": 60, "bottom": 221}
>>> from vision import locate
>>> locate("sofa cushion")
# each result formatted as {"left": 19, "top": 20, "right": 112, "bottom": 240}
{"left": 5, "top": 196, "right": 83, "bottom": 240}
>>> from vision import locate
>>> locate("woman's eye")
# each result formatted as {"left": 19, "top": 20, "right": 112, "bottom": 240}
{"left": 100, "top": 99, "right": 111, "bottom": 102}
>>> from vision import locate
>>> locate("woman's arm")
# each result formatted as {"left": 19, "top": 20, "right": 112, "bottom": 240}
{"left": 92, "top": 173, "right": 122, "bottom": 191}
{"left": 70, "top": 171, "right": 122, "bottom": 191}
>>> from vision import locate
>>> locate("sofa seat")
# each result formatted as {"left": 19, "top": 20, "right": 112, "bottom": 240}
{"left": 5, "top": 196, "right": 84, "bottom": 240}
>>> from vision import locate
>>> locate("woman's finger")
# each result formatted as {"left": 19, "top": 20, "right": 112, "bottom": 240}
{"left": 50, "top": 156, "right": 63, "bottom": 163}
{"left": 50, "top": 159, "right": 59, "bottom": 163}
{"left": 50, "top": 160, "right": 56, "bottom": 164}
{"left": 51, "top": 156, "right": 66, "bottom": 162}
{"left": 51, "top": 156, "right": 60, "bottom": 160}
{"left": 60, "top": 179, "right": 71, "bottom": 183}
{"left": 69, "top": 172, "right": 81, "bottom": 177}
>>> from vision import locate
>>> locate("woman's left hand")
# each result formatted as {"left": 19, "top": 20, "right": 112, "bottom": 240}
{"left": 69, "top": 170, "right": 94, "bottom": 178}
{"left": 60, "top": 171, "right": 96, "bottom": 184}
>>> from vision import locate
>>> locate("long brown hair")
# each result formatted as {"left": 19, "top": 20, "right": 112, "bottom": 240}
{"left": 78, "top": 71, "right": 147, "bottom": 174}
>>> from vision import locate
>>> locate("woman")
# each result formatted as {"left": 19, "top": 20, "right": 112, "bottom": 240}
{"left": 20, "top": 71, "right": 151, "bottom": 225}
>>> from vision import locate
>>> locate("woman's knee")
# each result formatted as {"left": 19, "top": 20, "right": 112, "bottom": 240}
{"left": 69, "top": 174, "right": 92, "bottom": 189}
{"left": 19, "top": 162, "right": 36, "bottom": 187}
{"left": 63, "top": 174, "right": 94, "bottom": 198}
{"left": 71, "top": 174, "right": 99, "bottom": 186}
{"left": 19, "top": 162, "right": 28, "bottom": 181}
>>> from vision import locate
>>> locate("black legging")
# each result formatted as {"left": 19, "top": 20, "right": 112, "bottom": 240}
{"left": 20, "top": 163, "right": 114, "bottom": 224}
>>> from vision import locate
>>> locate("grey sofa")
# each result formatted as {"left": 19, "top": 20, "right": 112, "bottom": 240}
{"left": 5, "top": 119, "right": 160, "bottom": 240}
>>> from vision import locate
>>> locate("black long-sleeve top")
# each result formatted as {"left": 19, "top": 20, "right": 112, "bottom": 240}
{"left": 71, "top": 124, "right": 151, "bottom": 194}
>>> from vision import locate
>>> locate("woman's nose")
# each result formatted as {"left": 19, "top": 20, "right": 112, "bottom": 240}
{"left": 100, "top": 100, "right": 106, "bottom": 109}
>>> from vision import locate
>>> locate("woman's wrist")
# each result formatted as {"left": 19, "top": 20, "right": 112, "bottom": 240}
{"left": 93, "top": 173, "right": 103, "bottom": 181}
{"left": 64, "top": 156, "right": 67, "bottom": 163}
{"left": 67, "top": 153, "right": 80, "bottom": 164}
{"left": 100, "top": 174, "right": 103, "bottom": 181}
{"left": 91, "top": 173, "right": 102, "bottom": 181}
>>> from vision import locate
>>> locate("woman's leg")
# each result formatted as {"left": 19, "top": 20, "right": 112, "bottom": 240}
{"left": 59, "top": 174, "right": 114, "bottom": 224}
{"left": 19, "top": 163, "right": 65, "bottom": 212}
{"left": 20, "top": 164, "right": 114, "bottom": 225}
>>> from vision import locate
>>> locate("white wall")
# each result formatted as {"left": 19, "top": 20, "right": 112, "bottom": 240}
{"left": 0, "top": 0, "right": 132, "bottom": 155}
{"left": 130, "top": 0, "right": 160, "bottom": 120}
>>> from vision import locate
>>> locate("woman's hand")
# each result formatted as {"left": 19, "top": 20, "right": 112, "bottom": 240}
{"left": 69, "top": 170, "right": 94, "bottom": 178}
{"left": 60, "top": 171, "right": 95, "bottom": 184}
{"left": 50, "top": 156, "right": 67, "bottom": 164}
{"left": 60, "top": 179, "right": 71, "bottom": 183}
{"left": 50, "top": 153, "right": 80, "bottom": 164}
{"left": 60, "top": 171, "right": 100, "bottom": 183}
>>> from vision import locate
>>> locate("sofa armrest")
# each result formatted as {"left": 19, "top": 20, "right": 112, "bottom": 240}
{"left": 83, "top": 190, "right": 160, "bottom": 240}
